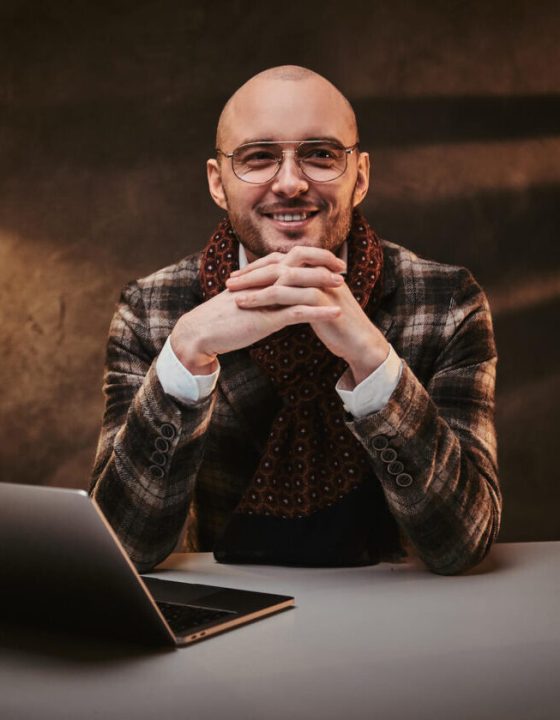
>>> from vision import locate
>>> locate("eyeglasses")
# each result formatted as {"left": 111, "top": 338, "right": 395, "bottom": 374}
{"left": 216, "top": 139, "right": 359, "bottom": 184}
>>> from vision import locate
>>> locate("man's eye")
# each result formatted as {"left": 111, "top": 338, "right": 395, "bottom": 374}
{"left": 241, "top": 151, "right": 277, "bottom": 164}
{"left": 304, "top": 148, "right": 334, "bottom": 159}
{"left": 301, "top": 146, "right": 341, "bottom": 165}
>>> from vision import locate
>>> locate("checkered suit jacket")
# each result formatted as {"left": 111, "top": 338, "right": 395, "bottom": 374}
{"left": 90, "top": 238, "right": 501, "bottom": 575}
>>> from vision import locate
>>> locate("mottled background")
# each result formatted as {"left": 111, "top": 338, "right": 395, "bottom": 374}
{"left": 1, "top": 0, "right": 559, "bottom": 542}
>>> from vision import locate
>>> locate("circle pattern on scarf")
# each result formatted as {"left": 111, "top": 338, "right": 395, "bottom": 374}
{"left": 200, "top": 210, "right": 384, "bottom": 518}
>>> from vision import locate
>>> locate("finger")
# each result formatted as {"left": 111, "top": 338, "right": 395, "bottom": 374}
{"left": 230, "top": 246, "right": 346, "bottom": 276}
{"left": 277, "top": 305, "right": 341, "bottom": 326}
{"left": 235, "top": 286, "right": 326, "bottom": 308}
{"left": 227, "top": 264, "right": 345, "bottom": 290}
{"left": 283, "top": 246, "right": 347, "bottom": 271}
{"left": 229, "top": 252, "right": 285, "bottom": 276}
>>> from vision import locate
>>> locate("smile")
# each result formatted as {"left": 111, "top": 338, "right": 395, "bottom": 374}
{"left": 272, "top": 212, "right": 311, "bottom": 222}
{"left": 263, "top": 210, "right": 320, "bottom": 226}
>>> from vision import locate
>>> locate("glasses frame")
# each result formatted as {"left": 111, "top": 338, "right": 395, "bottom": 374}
{"left": 216, "top": 139, "right": 360, "bottom": 184}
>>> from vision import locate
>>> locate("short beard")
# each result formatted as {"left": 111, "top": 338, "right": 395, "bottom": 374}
{"left": 222, "top": 188, "right": 354, "bottom": 259}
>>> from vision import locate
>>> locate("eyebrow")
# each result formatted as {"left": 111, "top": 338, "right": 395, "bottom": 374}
{"left": 235, "top": 135, "right": 346, "bottom": 146}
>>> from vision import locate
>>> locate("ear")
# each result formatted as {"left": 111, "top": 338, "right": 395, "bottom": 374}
{"left": 207, "top": 158, "right": 229, "bottom": 211}
{"left": 352, "top": 151, "right": 370, "bottom": 207}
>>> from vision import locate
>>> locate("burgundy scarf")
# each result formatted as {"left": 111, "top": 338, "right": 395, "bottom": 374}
{"left": 200, "top": 209, "right": 384, "bottom": 519}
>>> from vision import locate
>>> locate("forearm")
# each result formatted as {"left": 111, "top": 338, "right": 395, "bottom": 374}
{"left": 346, "top": 362, "right": 501, "bottom": 575}
{"left": 91, "top": 361, "right": 216, "bottom": 572}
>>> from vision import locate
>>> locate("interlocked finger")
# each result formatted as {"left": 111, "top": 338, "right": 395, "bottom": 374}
{"left": 235, "top": 285, "right": 330, "bottom": 309}
{"left": 276, "top": 304, "right": 341, "bottom": 326}
{"left": 230, "top": 246, "right": 346, "bottom": 277}
{"left": 227, "top": 264, "right": 344, "bottom": 291}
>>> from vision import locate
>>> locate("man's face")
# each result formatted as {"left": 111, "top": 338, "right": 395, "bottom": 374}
{"left": 207, "top": 77, "right": 370, "bottom": 261}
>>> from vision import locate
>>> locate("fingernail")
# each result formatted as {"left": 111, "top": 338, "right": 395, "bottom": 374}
{"left": 331, "top": 273, "right": 344, "bottom": 283}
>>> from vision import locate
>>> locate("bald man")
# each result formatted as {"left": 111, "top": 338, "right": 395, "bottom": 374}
{"left": 90, "top": 66, "right": 501, "bottom": 575}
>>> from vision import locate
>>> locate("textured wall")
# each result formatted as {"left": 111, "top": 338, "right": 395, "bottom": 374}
{"left": 1, "top": 0, "right": 559, "bottom": 541}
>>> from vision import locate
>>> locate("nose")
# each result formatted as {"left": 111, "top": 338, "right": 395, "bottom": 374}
{"left": 270, "top": 151, "right": 309, "bottom": 197}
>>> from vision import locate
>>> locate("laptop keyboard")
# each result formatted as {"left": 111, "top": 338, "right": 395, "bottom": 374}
{"left": 157, "top": 601, "right": 237, "bottom": 636}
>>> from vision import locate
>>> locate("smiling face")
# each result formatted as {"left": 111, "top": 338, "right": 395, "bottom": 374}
{"left": 207, "top": 69, "right": 370, "bottom": 261}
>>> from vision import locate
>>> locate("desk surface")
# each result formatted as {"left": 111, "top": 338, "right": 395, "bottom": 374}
{"left": 2, "top": 541, "right": 559, "bottom": 720}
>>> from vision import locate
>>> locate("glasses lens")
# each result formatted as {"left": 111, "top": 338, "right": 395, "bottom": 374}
{"left": 298, "top": 142, "right": 347, "bottom": 182}
{"left": 230, "top": 141, "right": 350, "bottom": 184}
{"left": 232, "top": 144, "right": 281, "bottom": 183}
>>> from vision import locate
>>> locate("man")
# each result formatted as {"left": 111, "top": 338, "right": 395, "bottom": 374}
{"left": 90, "top": 65, "right": 501, "bottom": 575}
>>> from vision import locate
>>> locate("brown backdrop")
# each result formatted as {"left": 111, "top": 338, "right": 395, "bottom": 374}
{"left": 1, "top": 0, "right": 559, "bottom": 542}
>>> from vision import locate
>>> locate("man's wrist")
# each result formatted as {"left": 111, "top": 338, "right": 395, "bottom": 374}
{"left": 170, "top": 334, "right": 218, "bottom": 375}
{"left": 157, "top": 336, "right": 220, "bottom": 404}
{"left": 345, "top": 333, "right": 390, "bottom": 386}
{"left": 337, "top": 344, "right": 403, "bottom": 418}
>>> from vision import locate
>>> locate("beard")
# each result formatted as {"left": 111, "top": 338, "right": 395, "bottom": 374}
{"left": 223, "top": 189, "right": 354, "bottom": 260}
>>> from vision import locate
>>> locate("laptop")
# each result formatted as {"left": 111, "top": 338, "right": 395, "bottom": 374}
{"left": 0, "top": 482, "right": 294, "bottom": 647}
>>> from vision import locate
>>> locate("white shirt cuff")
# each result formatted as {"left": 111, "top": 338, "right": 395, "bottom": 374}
{"left": 156, "top": 336, "right": 220, "bottom": 405}
{"left": 335, "top": 344, "right": 403, "bottom": 419}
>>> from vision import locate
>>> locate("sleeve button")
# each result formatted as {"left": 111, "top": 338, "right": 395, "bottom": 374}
{"left": 371, "top": 435, "right": 389, "bottom": 451}
{"left": 154, "top": 437, "right": 170, "bottom": 452}
{"left": 150, "top": 451, "right": 166, "bottom": 467}
{"left": 380, "top": 448, "right": 398, "bottom": 463}
{"left": 396, "top": 473, "right": 413, "bottom": 488}
{"left": 160, "top": 423, "right": 177, "bottom": 439}
{"left": 387, "top": 460, "right": 404, "bottom": 476}
{"left": 149, "top": 465, "right": 165, "bottom": 479}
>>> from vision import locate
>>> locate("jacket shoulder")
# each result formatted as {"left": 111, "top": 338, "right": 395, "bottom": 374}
{"left": 136, "top": 252, "right": 202, "bottom": 293}
{"left": 120, "top": 252, "right": 203, "bottom": 312}
{"left": 380, "top": 238, "right": 486, "bottom": 305}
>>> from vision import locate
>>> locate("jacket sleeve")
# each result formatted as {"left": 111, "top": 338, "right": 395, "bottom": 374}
{"left": 345, "top": 270, "right": 501, "bottom": 575}
{"left": 89, "top": 282, "right": 215, "bottom": 572}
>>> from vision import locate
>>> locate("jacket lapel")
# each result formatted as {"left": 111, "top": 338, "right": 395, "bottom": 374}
{"left": 372, "top": 244, "right": 398, "bottom": 341}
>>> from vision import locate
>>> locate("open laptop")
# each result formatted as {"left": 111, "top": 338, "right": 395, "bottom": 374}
{"left": 0, "top": 482, "right": 294, "bottom": 647}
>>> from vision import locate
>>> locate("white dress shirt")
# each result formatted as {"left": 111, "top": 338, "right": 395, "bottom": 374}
{"left": 156, "top": 243, "right": 403, "bottom": 419}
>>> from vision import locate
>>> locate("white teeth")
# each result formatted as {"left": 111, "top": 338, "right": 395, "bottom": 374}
{"left": 272, "top": 212, "right": 308, "bottom": 222}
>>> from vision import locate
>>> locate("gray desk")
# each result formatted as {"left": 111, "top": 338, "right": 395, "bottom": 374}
{"left": 1, "top": 542, "right": 559, "bottom": 720}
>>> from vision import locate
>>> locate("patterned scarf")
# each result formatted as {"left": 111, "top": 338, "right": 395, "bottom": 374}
{"left": 200, "top": 209, "right": 384, "bottom": 519}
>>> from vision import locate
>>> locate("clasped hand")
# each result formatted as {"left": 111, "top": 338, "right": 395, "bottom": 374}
{"left": 171, "top": 246, "right": 388, "bottom": 384}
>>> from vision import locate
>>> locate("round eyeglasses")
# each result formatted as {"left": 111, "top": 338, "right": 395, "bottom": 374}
{"left": 216, "top": 139, "right": 359, "bottom": 184}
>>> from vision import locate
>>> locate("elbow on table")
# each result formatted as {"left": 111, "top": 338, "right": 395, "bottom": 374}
{"left": 425, "top": 546, "right": 491, "bottom": 576}
{"left": 130, "top": 546, "right": 175, "bottom": 574}
{"left": 422, "top": 516, "right": 501, "bottom": 576}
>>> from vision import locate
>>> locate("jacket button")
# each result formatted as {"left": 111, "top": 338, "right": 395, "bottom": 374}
{"left": 380, "top": 448, "right": 398, "bottom": 463}
{"left": 150, "top": 451, "right": 166, "bottom": 467}
{"left": 387, "top": 460, "right": 404, "bottom": 476}
{"left": 154, "top": 437, "right": 170, "bottom": 452}
{"left": 149, "top": 465, "right": 165, "bottom": 479}
{"left": 160, "top": 423, "right": 177, "bottom": 439}
{"left": 371, "top": 435, "right": 389, "bottom": 451}
{"left": 396, "top": 473, "right": 413, "bottom": 488}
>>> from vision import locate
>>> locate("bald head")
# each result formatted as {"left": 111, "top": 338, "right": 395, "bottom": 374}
{"left": 215, "top": 65, "right": 358, "bottom": 151}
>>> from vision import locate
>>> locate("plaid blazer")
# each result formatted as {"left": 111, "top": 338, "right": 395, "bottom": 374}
{"left": 90, "top": 238, "right": 501, "bottom": 575}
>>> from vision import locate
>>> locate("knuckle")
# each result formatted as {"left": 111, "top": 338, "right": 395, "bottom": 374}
{"left": 279, "top": 266, "right": 292, "bottom": 284}
{"left": 310, "top": 288, "right": 322, "bottom": 304}
{"left": 289, "top": 246, "right": 304, "bottom": 262}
